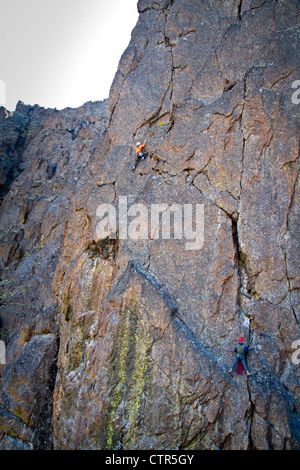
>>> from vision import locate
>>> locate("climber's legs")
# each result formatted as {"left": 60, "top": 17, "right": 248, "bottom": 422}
{"left": 132, "top": 152, "right": 148, "bottom": 171}
{"left": 240, "top": 355, "right": 250, "bottom": 374}
{"left": 229, "top": 354, "right": 251, "bottom": 375}
{"left": 132, "top": 158, "right": 139, "bottom": 171}
{"left": 229, "top": 355, "right": 239, "bottom": 373}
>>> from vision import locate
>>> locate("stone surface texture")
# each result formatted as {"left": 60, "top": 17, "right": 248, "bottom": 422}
{"left": 0, "top": 0, "right": 299, "bottom": 450}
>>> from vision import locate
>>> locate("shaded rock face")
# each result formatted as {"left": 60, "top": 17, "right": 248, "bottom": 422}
{"left": 0, "top": 100, "right": 109, "bottom": 448}
{"left": 0, "top": 0, "right": 299, "bottom": 450}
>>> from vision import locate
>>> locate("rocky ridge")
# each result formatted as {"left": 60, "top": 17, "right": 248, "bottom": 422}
{"left": 0, "top": 0, "right": 299, "bottom": 450}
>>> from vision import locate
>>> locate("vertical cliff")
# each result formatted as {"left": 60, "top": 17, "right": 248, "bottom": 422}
{"left": 0, "top": 0, "right": 299, "bottom": 450}
{"left": 0, "top": 100, "right": 110, "bottom": 448}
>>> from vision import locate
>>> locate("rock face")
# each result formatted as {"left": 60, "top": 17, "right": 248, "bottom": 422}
{"left": 0, "top": 0, "right": 299, "bottom": 450}
{"left": 0, "top": 100, "right": 110, "bottom": 448}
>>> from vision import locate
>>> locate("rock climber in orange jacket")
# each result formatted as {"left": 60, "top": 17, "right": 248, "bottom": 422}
{"left": 132, "top": 140, "right": 148, "bottom": 171}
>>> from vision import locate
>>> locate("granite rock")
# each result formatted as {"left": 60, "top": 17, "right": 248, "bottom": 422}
{"left": 0, "top": 0, "right": 299, "bottom": 450}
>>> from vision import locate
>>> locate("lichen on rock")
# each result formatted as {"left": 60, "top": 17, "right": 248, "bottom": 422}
{"left": 0, "top": 0, "right": 299, "bottom": 450}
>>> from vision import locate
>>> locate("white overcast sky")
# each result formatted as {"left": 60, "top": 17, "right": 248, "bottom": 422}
{"left": 0, "top": 0, "right": 139, "bottom": 111}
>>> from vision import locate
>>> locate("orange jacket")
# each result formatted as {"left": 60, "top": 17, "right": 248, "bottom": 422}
{"left": 136, "top": 141, "right": 146, "bottom": 154}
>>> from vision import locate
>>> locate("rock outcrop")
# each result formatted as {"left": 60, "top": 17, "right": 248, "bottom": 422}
{"left": 0, "top": 0, "right": 299, "bottom": 450}
{"left": 0, "top": 100, "right": 109, "bottom": 448}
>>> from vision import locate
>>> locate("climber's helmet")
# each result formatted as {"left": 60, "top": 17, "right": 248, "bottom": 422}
{"left": 239, "top": 337, "right": 244, "bottom": 343}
